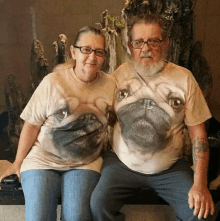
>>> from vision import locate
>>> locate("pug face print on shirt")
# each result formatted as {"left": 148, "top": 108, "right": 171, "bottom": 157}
{"left": 115, "top": 76, "right": 185, "bottom": 154}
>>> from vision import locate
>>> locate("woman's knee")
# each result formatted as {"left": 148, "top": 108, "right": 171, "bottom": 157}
{"left": 21, "top": 170, "right": 61, "bottom": 221}
{"left": 21, "top": 170, "right": 61, "bottom": 200}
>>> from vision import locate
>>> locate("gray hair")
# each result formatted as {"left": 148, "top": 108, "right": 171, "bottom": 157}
{"left": 127, "top": 14, "right": 171, "bottom": 41}
{"left": 53, "top": 27, "right": 105, "bottom": 72}
{"left": 73, "top": 26, "right": 105, "bottom": 46}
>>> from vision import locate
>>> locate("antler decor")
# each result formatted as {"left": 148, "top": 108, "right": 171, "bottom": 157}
{"left": 52, "top": 34, "right": 69, "bottom": 69}
{"left": 4, "top": 74, "right": 26, "bottom": 158}
{"left": 30, "top": 39, "right": 49, "bottom": 93}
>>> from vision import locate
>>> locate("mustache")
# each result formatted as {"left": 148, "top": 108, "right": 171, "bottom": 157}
{"left": 141, "top": 52, "right": 154, "bottom": 58}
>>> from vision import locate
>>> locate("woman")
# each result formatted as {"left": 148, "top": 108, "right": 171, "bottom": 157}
{"left": 0, "top": 26, "right": 116, "bottom": 221}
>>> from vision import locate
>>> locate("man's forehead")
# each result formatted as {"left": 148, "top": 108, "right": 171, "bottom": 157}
{"left": 132, "top": 23, "right": 162, "bottom": 39}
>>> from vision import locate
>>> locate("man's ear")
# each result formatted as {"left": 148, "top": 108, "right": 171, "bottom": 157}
{"left": 128, "top": 41, "right": 133, "bottom": 55}
{"left": 163, "top": 38, "right": 170, "bottom": 50}
{"left": 128, "top": 41, "right": 132, "bottom": 50}
{"left": 70, "top": 45, "right": 76, "bottom": 60}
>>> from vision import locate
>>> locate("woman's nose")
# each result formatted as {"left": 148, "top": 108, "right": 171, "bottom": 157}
{"left": 89, "top": 51, "right": 97, "bottom": 60}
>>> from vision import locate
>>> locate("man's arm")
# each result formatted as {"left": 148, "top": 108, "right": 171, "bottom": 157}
{"left": 187, "top": 122, "right": 215, "bottom": 219}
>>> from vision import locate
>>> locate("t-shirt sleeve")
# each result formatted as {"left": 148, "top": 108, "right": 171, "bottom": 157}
{"left": 184, "top": 75, "right": 212, "bottom": 126}
{"left": 20, "top": 75, "right": 50, "bottom": 125}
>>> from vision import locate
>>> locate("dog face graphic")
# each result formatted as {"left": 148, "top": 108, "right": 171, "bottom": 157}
{"left": 41, "top": 96, "right": 112, "bottom": 161}
{"left": 115, "top": 77, "right": 185, "bottom": 153}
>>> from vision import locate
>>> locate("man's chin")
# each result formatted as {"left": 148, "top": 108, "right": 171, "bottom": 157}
{"left": 141, "top": 60, "right": 155, "bottom": 68}
{"left": 133, "top": 59, "right": 165, "bottom": 77}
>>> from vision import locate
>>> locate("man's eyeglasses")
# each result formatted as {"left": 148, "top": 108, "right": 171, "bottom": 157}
{"left": 74, "top": 46, "right": 106, "bottom": 57}
{"left": 131, "top": 38, "right": 164, "bottom": 49}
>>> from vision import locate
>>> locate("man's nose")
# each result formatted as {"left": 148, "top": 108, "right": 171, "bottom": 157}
{"left": 142, "top": 42, "right": 151, "bottom": 51}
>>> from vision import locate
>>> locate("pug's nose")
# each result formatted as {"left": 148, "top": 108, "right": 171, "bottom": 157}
{"left": 79, "top": 114, "right": 97, "bottom": 123}
{"left": 141, "top": 98, "right": 156, "bottom": 110}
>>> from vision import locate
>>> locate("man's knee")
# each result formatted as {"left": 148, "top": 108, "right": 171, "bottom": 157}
{"left": 90, "top": 187, "right": 107, "bottom": 211}
{"left": 63, "top": 210, "right": 92, "bottom": 221}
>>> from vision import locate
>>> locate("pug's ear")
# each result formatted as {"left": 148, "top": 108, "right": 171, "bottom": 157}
{"left": 70, "top": 45, "right": 76, "bottom": 60}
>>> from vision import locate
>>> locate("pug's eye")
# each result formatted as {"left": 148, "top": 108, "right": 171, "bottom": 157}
{"left": 169, "top": 98, "right": 183, "bottom": 112}
{"left": 118, "top": 89, "right": 129, "bottom": 102}
{"left": 55, "top": 109, "right": 69, "bottom": 121}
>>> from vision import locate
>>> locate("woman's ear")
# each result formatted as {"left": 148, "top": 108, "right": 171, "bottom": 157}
{"left": 70, "top": 45, "right": 76, "bottom": 60}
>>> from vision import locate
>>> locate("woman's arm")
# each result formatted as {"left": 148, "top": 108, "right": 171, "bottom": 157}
{"left": 0, "top": 121, "right": 41, "bottom": 181}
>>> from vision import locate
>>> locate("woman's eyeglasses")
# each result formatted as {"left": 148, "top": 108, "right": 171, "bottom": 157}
{"left": 74, "top": 46, "right": 106, "bottom": 57}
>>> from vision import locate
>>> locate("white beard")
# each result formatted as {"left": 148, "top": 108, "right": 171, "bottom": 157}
{"left": 133, "top": 59, "right": 165, "bottom": 78}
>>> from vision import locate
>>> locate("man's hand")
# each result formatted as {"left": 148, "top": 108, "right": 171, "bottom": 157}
{"left": 188, "top": 183, "right": 214, "bottom": 219}
{"left": 188, "top": 123, "right": 215, "bottom": 219}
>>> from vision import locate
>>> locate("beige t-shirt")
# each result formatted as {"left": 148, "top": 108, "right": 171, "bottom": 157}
{"left": 20, "top": 67, "right": 116, "bottom": 173}
{"left": 112, "top": 61, "right": 211, "bottom": 174}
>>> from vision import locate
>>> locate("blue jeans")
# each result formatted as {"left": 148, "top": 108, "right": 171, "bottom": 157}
{"left": 91, "top": 151, "right": 213, "bottom": 221}
{"left": 21, "top": 169, "right": 100, "bottom": 221}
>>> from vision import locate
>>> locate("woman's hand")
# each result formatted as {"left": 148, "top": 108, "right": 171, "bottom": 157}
{"left": 0, "top": 121, "right": 41, "bottom": 183}
{"left": 0, "top": 160, "right": 22, "bottom": 182}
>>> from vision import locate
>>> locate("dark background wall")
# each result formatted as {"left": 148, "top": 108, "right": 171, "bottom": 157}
{"left": 194, "top": 0, "right": 220, "bottom": 121}
{"left": 0, "top": 0, "right": 220, "bottom": 120}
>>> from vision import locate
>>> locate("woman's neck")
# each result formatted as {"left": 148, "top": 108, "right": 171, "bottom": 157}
{"left": 74, "top": 68, "right": 98, "bottom": 83}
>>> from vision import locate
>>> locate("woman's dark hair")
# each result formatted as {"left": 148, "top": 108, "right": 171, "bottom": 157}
{"left": 73, "top": 26, "right": 105, "bottom": 46}
{"left": 127, "top": 14, "right": 171, "bottom": 41}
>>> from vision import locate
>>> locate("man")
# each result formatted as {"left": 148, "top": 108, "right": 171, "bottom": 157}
{"left": 91, "top": 14, "right": 215, "bottom": 221}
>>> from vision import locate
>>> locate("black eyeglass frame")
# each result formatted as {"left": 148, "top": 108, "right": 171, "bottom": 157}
{"left": 131, "top": 38, "right": 165, "bottom": 49}
{"left": 74, "top": 46, "right": 107, "bottom": 57}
